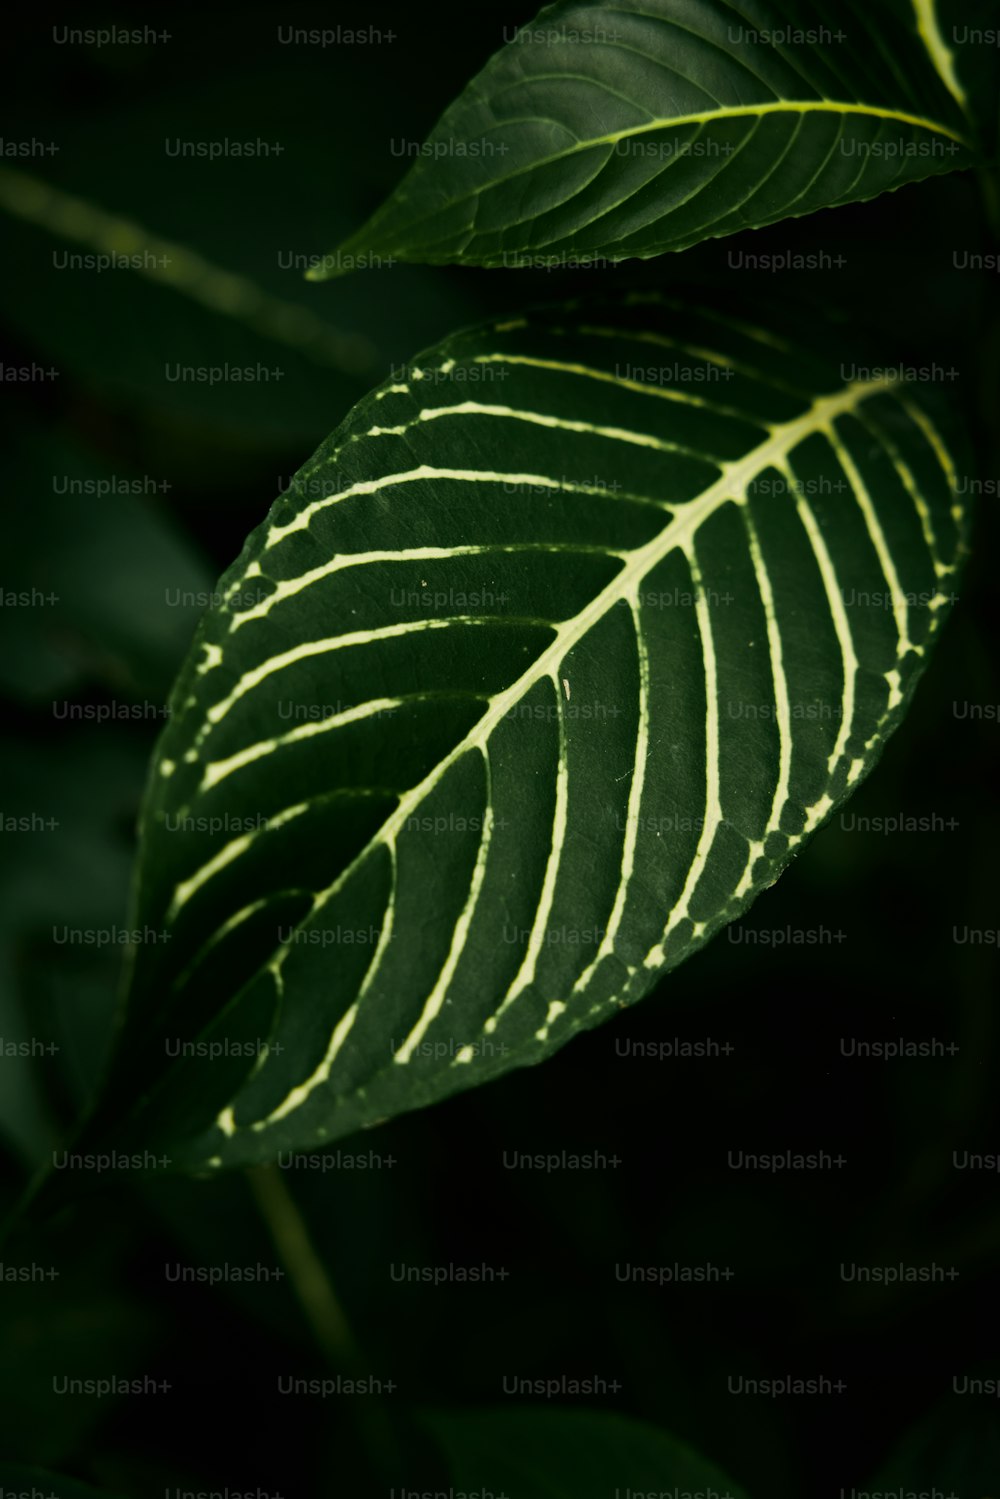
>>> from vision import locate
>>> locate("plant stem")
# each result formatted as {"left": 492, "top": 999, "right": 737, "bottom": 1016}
{"left": 245, "top": 1164, "right": 402, "bottom": 1487}
{"left": 246, "top": 1163, "right": 360, "bottom": 1368}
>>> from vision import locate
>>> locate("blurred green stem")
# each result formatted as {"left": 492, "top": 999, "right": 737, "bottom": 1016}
{"left": 246, "top": 1163, "right": 402, "bottom": 1486}
{"left": 245, "top": 1163, "right": 359, "bottom": 1369}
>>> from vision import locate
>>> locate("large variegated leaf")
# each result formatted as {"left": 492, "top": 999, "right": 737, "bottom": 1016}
{"left": 118, "top": 294, "right": 966, "bottom": 1170}
{"left": 315, "top": 0, "right": 974, "bottom": 276}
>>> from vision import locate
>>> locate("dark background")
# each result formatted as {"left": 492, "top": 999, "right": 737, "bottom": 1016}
{"left": 1, "top": 4, "right": 998, "bottom": 1495}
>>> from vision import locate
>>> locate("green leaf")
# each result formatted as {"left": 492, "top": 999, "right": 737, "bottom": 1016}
{"left": 117, "top": 292, "right": 966, "bottom": 1170}
{"left": 0, "top": 728, "right": 150, "bottom": 1169}
{"left": 0, "top": 425, "right": 214, "bottom": 705}
{"left": 315, "top": 0, "right": 975, "bottom": 276}
{"left": 425, "top": 1406, "right": 750, "bottom": 1499}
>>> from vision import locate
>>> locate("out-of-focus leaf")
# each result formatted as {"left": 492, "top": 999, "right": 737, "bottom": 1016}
{"left": 0, "top": 730, "right": 148, "bottom": 1164}
{"left": 0, "top": 428, "right": 213, "bottom": 703}
{"left": 426, "top": 1406, "right": 751, "bottom": 1498}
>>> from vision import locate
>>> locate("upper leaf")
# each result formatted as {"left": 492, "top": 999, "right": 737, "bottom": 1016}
{"left": 315, "top": 0, "right": 975, "bottom": 276}
{"left": 117, "top": 292, "right": 966, "bottom": 1170}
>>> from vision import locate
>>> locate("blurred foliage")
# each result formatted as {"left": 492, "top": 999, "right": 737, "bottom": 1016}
{"left": 0, "top": 2, "right": 998, "bottom": 1496}
{"left": 424, "top": 1407, "right": 751, "bottom": 1498}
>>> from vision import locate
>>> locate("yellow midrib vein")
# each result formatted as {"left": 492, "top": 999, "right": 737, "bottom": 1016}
{"left": 576, "top": 100, "right": 967, "bottom": 147}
